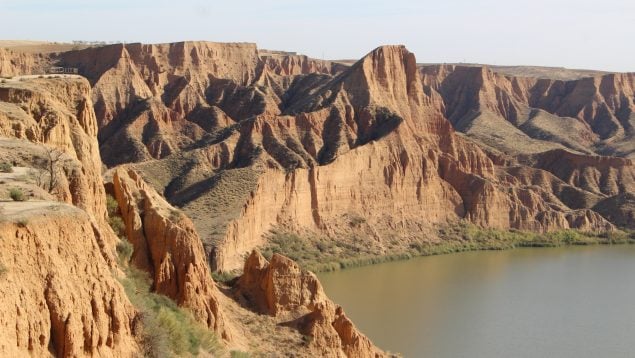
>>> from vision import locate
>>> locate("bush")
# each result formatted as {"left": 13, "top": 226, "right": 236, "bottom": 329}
{"left": 106, "top": 194, "right": 126, "bottom": 238}
{"left": 106, "top": 194, "right": 119, "bottom": 216}
{"left": 211, "top": 270, "right": 239, "bottom": 284}
{"left": 169, "top": 209, "right": 182, "bottom": 222}
{"left": 120, "top": 266, "right": 222, "bottom": 357}
{"left": 116, "top": 239, "right": 134, "bottom": 263}
{"left": 0, "top": 162, "right": 12, "bottom": 173}
{"left": 109, "top": 216, "right": 125, "bottom": 238}
{"left": 0, "top": 262, "right": 6, "bottom": 278}
{"left": 231, "top": 351, "right": 250, "bottom": 358}
{"left": 9, "top": 188, "right": 26, "bottom": 201}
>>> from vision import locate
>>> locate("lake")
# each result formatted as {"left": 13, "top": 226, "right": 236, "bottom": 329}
{"left": 318, "top": 246, "right": 635, "bottom": 357}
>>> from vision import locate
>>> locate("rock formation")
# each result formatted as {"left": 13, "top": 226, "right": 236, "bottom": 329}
{"left": 0, "top": 74, "right": 143, "bottom": 356}
{"left": 0, "top": 48, "right": 49, "bottom": 77}
{"left": 420, "top": 64, "right": 635, "bottom": 159}
{"left": 236, "top": 251, "right": 384, "bottom": 358}
{"left": 0, "top": 70, "right": 382, "bottom": 356}
{"left": 0, "top": 76, "right": 119, "bottom": 252}
{"left": 204, "top": 45, "right": 624, "bottom": 269}
{"left": 0, "top": 203, "right": 138, "bottom": 357}
{"left": 111, "top": 167, "right": 231, "bottom": 339}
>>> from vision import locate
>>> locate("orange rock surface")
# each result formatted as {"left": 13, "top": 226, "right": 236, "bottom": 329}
{"left": 111, "top": 168, "right": 231, "bottom": 339}
{"left": 236, "top": 251, "right": 384, "bottom": 357}
{"left": 0, "top": 203, "right": 138, "bottom": 357}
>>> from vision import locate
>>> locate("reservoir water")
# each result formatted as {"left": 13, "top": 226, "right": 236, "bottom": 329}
{"left": 318, "top": 246, "right": 635, "bottom": 357}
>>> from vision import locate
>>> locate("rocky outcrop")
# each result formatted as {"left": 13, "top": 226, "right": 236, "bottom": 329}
{"left": 111, "top": 168, "right": 231, "bottom": 339}
{"left": 0, "top": 48, "right": 48, "bottom": 76}
{"left": 52, "top": 42, "right": 351, "bottom": 166}
{"left": 0, "top": 77, "right": 119, "bottom": 252}
{"left": 236, "top": 251, "right": 384, "bottom": 358}
{"left": 532, "top": 149, "right": 634, "bottom": 196}
{"left": 421, "top": 64, "right": 635, "bottom": 158}
{"left": 261, "top": 53, "right": 345, "bottom": 76}
{"left": 0, "top": 202, "right": 138, "bottom": 357}
{"left": 592, "top": 193, "right": 635, "bottom": 229}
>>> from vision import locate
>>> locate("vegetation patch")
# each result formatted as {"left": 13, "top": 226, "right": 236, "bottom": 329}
{"left": 0, "top": 162, "right": 13, "bottom": 173}
{"left": 9, "top": 187, "right": 26, "bottom": 201}
{"left": 0, "top": 262, "right": 7, "bottom": 278}
{"left": 261, "top": 228, "right": 408, "bottom": 272}
{"left": 106, "top": 194, "right": 126, "bottom": 239}
{"left": 116, "top": 239, "right": 134, "bottom": 264}
{"left": 261, "top": 222, "right": 635, "bottom": 273}
{"left": 113, "top": 205, "right": 222, "bottom": 357}
{"left": 120, "top": 265, "right": 222, "bottom": 357}
{"left": 211, "top": 270, "right": 240, "bottom": 284}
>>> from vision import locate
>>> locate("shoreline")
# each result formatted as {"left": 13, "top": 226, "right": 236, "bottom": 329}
{"left": 260, "top": 225, "right": 635, "bottom": 274}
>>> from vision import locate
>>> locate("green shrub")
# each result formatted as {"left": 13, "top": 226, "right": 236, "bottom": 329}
{"left": 0, "top": 262, "right": 7, "bottom": 278}
{"left": 106, "top": 194, "right": 119, "bottom": 216}
{"left": 266, "top": 221, "right": 627, "bottom": 273}
{"left": 0, "top": 162, "right": 12, "bottom": 173}
{"left": 106, "top": 194, "right": 126, "bottom": 238}
{"left": 120, "top": 266, "right": 222, "bottom": 357}
{"left": 211, "top": 270, "right": 239, "bottom": 284}
{"left": 109, "top": 216, "right": 125, "bottom": 238}
{"left": 116, "top": 239, "right": 134, "bottom": 264}
{"left": 9, "top": 188, "right": 26, "bottom": 201}
{"left": 231, "top": 351, "right": 250, "bottom": 358}
{"left": 169, "top": 209, "right": 182, "bottom": 222}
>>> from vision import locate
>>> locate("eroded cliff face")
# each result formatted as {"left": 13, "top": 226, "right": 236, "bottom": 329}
{"left": 0, "top": 203, "right": 138, "bottom": 357}
{"left": 236, "top": 251, "right": 384, "bottom": 358}
{"left": 110, "top": 168, "right": 232, "bottom": 339}
{"left": 208, "top": 46, "right": 618, "bottom": 270}
{"left": 0, "top": 48, "right": 49, "bottom": 77}
{"left": 49, "top": 42, "right": 348, "bottom": 166}
{"left": 420, "top": 64, "right": 635, "bottom": 159}
{"left": 0, "top": 67, "right": 388, "bottom": 356}
{"left": 5, "top": 42, "right": 630, "bottom": 273}
{"left": 0, "top": 77, "right": 118, "bottom": 251}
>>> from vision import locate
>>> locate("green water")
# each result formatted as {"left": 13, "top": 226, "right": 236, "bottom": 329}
{"left": 318, "top": 245, "right": 635, "bottom": 357}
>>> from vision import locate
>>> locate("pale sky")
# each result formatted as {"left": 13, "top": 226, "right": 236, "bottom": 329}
{"left": 1, "top": 0, "right": 634, "bottom": 72}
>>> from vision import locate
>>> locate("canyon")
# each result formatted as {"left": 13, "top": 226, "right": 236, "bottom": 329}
{"left": 0, "top": 40, "right": 633, "bottom": 356}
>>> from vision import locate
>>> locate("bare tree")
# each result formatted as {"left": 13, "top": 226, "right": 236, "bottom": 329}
{"left": 46, "top": 147, "right": 64, "bottom": 194}
{"left": 34, "top": 147, "right": 65, "bottom": 194}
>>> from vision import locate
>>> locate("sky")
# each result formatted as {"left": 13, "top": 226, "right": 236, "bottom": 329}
{"left": 1, "top": 0, "right": 634, "bottom": 72}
